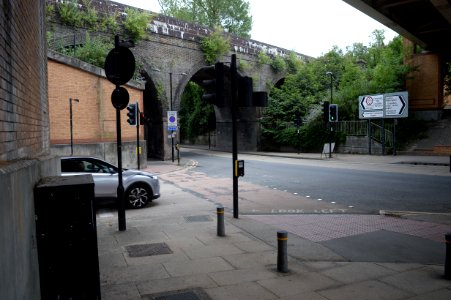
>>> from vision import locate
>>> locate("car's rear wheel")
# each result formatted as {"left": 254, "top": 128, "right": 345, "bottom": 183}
{"left": 126, "top": 184, "right": 151, "bottom": 209}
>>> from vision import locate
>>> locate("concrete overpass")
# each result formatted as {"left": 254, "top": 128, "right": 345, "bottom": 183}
{"left": 343, "top": 0, "right": 451, "bottom": 56}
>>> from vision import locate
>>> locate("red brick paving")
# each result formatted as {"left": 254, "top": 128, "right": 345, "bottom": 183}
{"left": 247, "top": 214, "right": 451, "bottom": 243}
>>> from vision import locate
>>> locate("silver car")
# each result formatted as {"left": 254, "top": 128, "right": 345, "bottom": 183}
{"left": 61, "top": 157, "right": 160, "bottom": 209}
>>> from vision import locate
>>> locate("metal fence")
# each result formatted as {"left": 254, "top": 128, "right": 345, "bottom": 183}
{"left": 335, "top": 120, "right": 394, "bottom": 148}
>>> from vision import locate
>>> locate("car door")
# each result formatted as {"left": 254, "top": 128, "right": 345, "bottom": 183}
{"left": 83, "top": 159, "right": 118, "bottom": 198}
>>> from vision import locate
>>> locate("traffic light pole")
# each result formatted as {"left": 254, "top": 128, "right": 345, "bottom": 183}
{"left": 116, "top": 107, "right": 126, "bottom": 231}
{"left": 231, "top": 54, "right": 239, "bottom": 219}
{"left": 136, "top": 115, "right": 140, "bottom": 170}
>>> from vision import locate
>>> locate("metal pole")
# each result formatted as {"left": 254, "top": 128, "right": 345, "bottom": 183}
{"left": 170, "top": 72, "right": 174, "bottom": 162}
{"left": 277, "top": 231, "right": 288, "bottom": 273}
{"left": 393, "top": 119, "right": 397, "bottom": 156}
{"left": 381, "top": 119, "right": 385, "bottom": 155}
{"left": 136, "top": 109, "right": 140, "bottom": 170}
{"left": 217, "top": 206, "right": 225, "bottom": 237}
{"left": 327, "top": 72, "right": 333, "bottom": 158}
{"left": 231, "top": 54, "right": 239, "bottom": 219}
{"left": 70, "top": 98, "right": 73, "bottom": 156}
{"left": 116, "top": 108, "right": 126, "bottom": 231}
{"left": 445, "top": 233, "right": 451, "bottom": 279}
{"left": 368, "top": 119, "right": 372, "bottom": 155}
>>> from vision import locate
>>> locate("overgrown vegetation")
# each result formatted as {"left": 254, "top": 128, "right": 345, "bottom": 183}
{"left": 47, "top": 0, "right": 152, "bottom": 70}
{"left": 261, "top": 31, "right": 425, "bottom": 152}
{"left": 200, "top": 26, "right": 231, "bottom": 65}
{"left": 179, "top": 82, "right": 215, "bottom": 142}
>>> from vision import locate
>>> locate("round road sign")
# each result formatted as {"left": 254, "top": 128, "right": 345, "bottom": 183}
{"left": 104, "top": 46, "right": 135, "bottom": 86}
{"left": 111, "top": 86, "right": 130, "bottom": 110}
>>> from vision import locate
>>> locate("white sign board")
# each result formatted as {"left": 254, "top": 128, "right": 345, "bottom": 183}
{"left": 167, "top": 111, "right": 177, "bottom": 131}
{"left": 359, "top": 91, "right": 408, "bottom": 119}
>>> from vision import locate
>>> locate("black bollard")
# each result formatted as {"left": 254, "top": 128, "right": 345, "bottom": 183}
{"left": 277, "top": 231, "right": 288, "bottom": 273}
{"left": 445, "top": 233, "right": 451, "bottom": 279}
{"left": 217, "top": 206, "right": 225, "bottom": 237}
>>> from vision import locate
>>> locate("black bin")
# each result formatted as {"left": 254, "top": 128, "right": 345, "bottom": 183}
{"left": 34, "top": 175, "right": 101, "bottom": 299}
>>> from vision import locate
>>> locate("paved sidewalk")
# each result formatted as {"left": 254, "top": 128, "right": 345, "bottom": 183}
{"left": 96, "top": 154, "right": 451, "bottom": 300}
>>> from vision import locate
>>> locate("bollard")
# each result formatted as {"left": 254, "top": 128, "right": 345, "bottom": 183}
{"left": 217, "top": 206, "right": 225, "bottom": 237}
{"left": 445, "top": 233, "right": 451, "bottom": 279}
{"left": 277, "top": 231, "right": 288, "bottom": 273}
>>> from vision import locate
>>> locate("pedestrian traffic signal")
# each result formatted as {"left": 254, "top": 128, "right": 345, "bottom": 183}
{"left": 322, "top": 101, "right": 330, "bottom": 123}
{"left": 201, "top": 62, "right": 225, "bottom": 107}
{"left": 126, "top": 103, "right": 138, "bottom": 125}
{"left": 329, "top": 104, "right": 338, "bottom": 122}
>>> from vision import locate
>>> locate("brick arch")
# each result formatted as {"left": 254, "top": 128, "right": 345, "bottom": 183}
{"left": 46, "top": 0, "right": 310, "bottom": 159}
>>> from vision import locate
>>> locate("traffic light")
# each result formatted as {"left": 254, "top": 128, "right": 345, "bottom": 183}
{"left": 322, "top": 101, "right": 330, "bottom": 123}
{"left": 201, "top": 62, "right": 225, "bottom": 107}
{"left": 126, "top": 103, "right": 137, "bottom": 125}
{"left": 139, "top": 112, "right": 145, "bottom": 125}
{"left": 329, "top": 104, "right": 338, "bottom": 122}
{"left": 238, "top": 76, "right": 253, "bottom": 107}
{"left": 237, "top": 76, "right": 268, "bottom": 107}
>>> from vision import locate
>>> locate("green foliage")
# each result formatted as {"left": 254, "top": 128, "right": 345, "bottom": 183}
{"left": 58, "top": 33, "right": 113, "bottom": 68}
{"left": 284, "top": 51, "right": 303, "bottom": 74}
{"left": 200, "top": 26, "right": 230, "bottom": 64}
{"left": 179, "top": 82, "right": 215, "bottom": 141}
{"left": 239, "top": 59, "right": 251, "bottom": 72}
{"left": 270, "top": 56, "right": 286, "bottom": 72}
{"left": 158, "top": 0, "right": 252, "bottom": 38}
{"left": 261, "top": 30, "right": 420, "bottom": 151}
{"left": 99, "top": 12, "right": 120, "bottom": 33}
{"left": 123, "top": 7, "right": 151, "bottom": 41}
{"left": 258, "top": 51, "right": 271, "bottom": 65}
{"left": 80, "top": 0, "right": 99, "bottom": 29}
{"left": 57, "top": 0, "right": 84, "bottom": 27}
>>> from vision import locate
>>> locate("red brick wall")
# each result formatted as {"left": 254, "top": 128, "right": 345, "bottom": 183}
{"left": 48, "top": 57, "right": 144, "bottom": 145}
{"left": 0, "top": 0, "right": 49, "bottom": 161}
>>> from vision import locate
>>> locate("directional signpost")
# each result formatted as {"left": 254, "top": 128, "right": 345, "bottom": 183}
{"left": 359, "top": 91, "right": 408, "bottom": 156}
{"left": 359, "top": 91, "right": 408, "bottom": 119}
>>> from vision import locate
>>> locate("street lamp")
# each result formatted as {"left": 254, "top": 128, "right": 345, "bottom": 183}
{"left": 169, "top": 71, "right": 187, "bottom": 162}
{"left": 326, "top": 72, "right": 334, "bottom": 158}
{"left": 69, "top": 97, "right": 79, "bottom": 156}
{"left": 326, "top": 71, "right": 333, "bottom": 104}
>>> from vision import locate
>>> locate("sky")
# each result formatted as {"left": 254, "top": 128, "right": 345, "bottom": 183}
{"left": 113, "top": 0, "right": 398, "bottom": 58}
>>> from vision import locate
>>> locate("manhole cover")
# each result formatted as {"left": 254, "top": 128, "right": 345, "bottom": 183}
{"left": 143, "top": 288, "right": 211, "bottom": 300}
{"left": 184, "top": 215, "right": 212, "bottom": 222}
{"left": 126, "top": 243, "right": 173, "bottom": 257}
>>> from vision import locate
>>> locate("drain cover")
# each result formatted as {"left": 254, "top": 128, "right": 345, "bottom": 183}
{"left": 143, "top": 288, "right": 211, "bottom": 300}
{"left": 126, "top": 243, "right": 173, "bottom": 257}
{"left": 184, "top": 215, "right": 212, "bottom": 222}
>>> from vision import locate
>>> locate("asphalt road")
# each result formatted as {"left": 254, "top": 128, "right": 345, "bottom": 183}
{"left": 181, "top": 149, "right": 451, "bottom": 214}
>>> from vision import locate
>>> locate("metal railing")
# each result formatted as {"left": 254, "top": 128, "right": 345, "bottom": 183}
{"left": 335, "top": 120, "right": 394, "bottom": 149}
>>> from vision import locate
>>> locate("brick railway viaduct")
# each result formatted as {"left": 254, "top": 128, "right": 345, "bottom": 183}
{"left": 47, "top": 0, "right": 309, "bottom": 160}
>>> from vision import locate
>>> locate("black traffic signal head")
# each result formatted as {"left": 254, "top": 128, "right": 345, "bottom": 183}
{"left": 322, "top": 101, "right": 330, "bottom": 123}
{"left": 329, "top": 104, "right": 338, "bottom": 122}
{"left": 126, "top": 103, "right": 138, "bottom": 126}
{"left": 237, "top": 76, "right": 268, "bottom": 107}
{"left": 201, "top": 62, "right": 225, "bottom": 107}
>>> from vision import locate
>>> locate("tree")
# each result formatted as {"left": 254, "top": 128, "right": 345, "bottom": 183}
{"left": 260, "top": 30, "right": 423, "bottom": 152}
{"left": 179, "top": 82, "right": 215, "bottom": 142}
{"left": 157, "top": 0, "right": 252, "bottom": 38}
